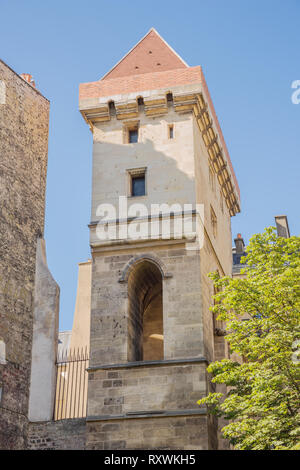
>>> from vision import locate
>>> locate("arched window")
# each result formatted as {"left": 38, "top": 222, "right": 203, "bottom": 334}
{"left": 127, "top": 260, "right": 163, "bottom": 362}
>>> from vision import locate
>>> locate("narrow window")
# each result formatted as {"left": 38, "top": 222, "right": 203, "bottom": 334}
{"left": 129, "top": 128, "right": 138, "bottom": 143}
{"left": 128, "top": 168, "right": 146, "bottom": 197}
{"left": 132, "top": 175, "right": 145, "bottom": 197}
{"left": 108, "top": 100, "right": 116, "bottom": 117}
{"left": 168, "top": 124, "right": 174, "bottom": 139}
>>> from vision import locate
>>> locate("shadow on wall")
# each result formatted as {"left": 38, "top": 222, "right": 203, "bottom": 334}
{"left": 89, "top": 129, "right": 207, "bottom": 366}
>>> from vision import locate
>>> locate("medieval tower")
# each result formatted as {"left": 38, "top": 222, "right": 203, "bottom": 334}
{"left": 79, "top": 29, "right": 240, "bottom": 450}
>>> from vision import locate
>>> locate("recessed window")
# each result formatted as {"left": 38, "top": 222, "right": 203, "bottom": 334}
{"left": 108, "top": 100, "right": 116, "bottom": 116}
{"left": 168, "top": 124, "right": 174, "bottom": 139}
{"left": 132, "top": 175, "right": 145, "bottom": 197}
{"left": 128, "top": 168, "right": 146, "bottom": 197}
{"left": 129, "top": 128, "right": 138, "bottom": 143}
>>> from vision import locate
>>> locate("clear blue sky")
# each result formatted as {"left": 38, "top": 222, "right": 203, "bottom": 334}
{"left": 1, "top": 0, "right": 299, "bottom": 331}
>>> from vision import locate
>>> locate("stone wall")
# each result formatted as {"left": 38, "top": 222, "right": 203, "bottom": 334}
{"left": 28, "top": 419, "right": 86, "bottom": 450}
{"left": 87, "top": 414, "right": 210, "bottom": 450}
{"left": 0, "top": 60, "right": 49, "bottom": 448}
{"left": 86, "top": 243, "right": 216, "bottom": 449}
{"left": 90, "top": 244, "right": 204, "bottom": 367}
{"left": 87, "top": 361, "right": 207, "bottom": 418}
{"left": 28, "top": 239, "right": 60, "bottom": 422}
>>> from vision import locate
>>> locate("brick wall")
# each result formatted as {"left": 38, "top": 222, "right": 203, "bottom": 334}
{"left": 102, "top": 29, "right": 187, "bottom": 80}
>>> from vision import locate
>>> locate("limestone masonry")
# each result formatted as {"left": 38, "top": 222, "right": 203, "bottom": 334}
{"left": 78, "top": 28, "right": 240, "bottom": 450}
{"left": 0, "top": 28, "right": 241, "bottom": 450}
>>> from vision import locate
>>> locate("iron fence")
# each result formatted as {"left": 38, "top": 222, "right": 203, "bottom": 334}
{"left": 54, "top": 347, "right": 89, "bottom": 420}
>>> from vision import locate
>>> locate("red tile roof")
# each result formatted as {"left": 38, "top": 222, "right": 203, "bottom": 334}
{"left": 102, "top": 28, "right": 187, "bottom": 80}
{"left": 79, "top": 29, "right": 240, "bottom": 199}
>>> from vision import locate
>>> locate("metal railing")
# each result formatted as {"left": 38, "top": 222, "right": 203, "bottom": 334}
{"left": 54, "top": 347, "right": 89, "bottom": 420}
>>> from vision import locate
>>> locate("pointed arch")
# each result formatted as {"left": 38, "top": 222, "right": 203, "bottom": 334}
{"left": 124, "top": 256, "right": 169, "bottom": 362}
{"left": 119, "top": 254, "right": 172, "bottom": 284}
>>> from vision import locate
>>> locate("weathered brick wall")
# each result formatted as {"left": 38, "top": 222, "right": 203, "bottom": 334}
{"left": 0, "top": 60, "right": 49, "bottom": 449}
{"left": 28, "top": 419, "right": 86, "bottom": 450}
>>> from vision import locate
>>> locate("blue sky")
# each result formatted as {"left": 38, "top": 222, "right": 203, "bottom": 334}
{"left": 1, "top": 0, "right": 299, "bottom": 330}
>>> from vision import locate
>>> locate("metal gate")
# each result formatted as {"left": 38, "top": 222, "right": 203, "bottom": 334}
{"left": 54, "top": 347, "right": 89, "bottom": 420}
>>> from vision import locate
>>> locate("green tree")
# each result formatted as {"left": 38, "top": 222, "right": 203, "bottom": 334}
{"left": 198, "top": 227, "right": 300, "bottom": 450}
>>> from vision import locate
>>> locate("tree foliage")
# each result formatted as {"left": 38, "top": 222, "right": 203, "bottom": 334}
{"left": 198, "top": 227, "right": 300, "bottom": 449}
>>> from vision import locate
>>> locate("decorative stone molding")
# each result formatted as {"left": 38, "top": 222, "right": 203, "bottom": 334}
{"left": 80, "top": 89, "right": 240, "bottom": 215}
{"left": 86, "top": 408, "right": 207, "bottom": 422}
{"left": 118, "top": 253, "right": 173, "bottom": 283}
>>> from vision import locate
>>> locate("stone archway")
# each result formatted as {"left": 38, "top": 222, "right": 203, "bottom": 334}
{"left": 127, "top": 259, "right": 163, "bottom": 362}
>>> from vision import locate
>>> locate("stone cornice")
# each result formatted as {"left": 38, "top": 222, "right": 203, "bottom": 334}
{"left": 87, "top": 356, "right": 207, "bottom": 372}
{"left": 86, "top": 408, "right": 207, "bottom": 422}
{"left": 90, "top": 235, "right": 197, "bottom": 254}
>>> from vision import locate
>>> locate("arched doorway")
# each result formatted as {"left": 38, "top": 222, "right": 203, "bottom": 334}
{"left": 127, "top": 260, "right": 163, "bottom": 362}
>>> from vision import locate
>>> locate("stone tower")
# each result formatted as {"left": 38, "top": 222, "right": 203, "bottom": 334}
{"left": 79, "top": 29, "right": 240, "bottom": 450}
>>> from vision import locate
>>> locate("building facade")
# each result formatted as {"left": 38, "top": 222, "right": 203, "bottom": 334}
{"left": 79, "top": 29, "right": 240, "bottom": 449}
{"left": 0, "top": 61, "right": 52, "bottom": 448}
{"left": 1, "top": 29, "right": 242, "bottom": 450}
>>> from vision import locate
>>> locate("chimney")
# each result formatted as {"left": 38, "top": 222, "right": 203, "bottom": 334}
{"left": 275, "top": 215, "right": 290, "bottom": 238}
{"left": 20, "top": 73, "right": 36, "bottom": 88}
{"left": 234, "top": 233, "right": 245, "bottom": 254}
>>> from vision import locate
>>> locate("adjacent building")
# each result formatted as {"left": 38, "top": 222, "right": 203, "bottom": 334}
{"left": 0, "top": 61, "right": 57, "bottom": 448}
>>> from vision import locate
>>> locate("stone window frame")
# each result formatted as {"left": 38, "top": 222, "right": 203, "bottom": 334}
{"left": 123, "top": 120, "right": 140, "bottom": 144}
{"left": 119, "top": 255, "right": 171, "bottom": 363}
{"left": 127, "top": 167, "right": 147, "bottom": 198}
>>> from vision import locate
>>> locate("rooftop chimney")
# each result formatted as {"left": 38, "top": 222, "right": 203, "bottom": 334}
{"left": 275, "top": 215, "right": 290, "bottom": 238}
{"left": 20, "top": 73, "right": 36, "bottom": 88}
{"left": 234, "top": 233, "right": 245, "bottom": 254}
